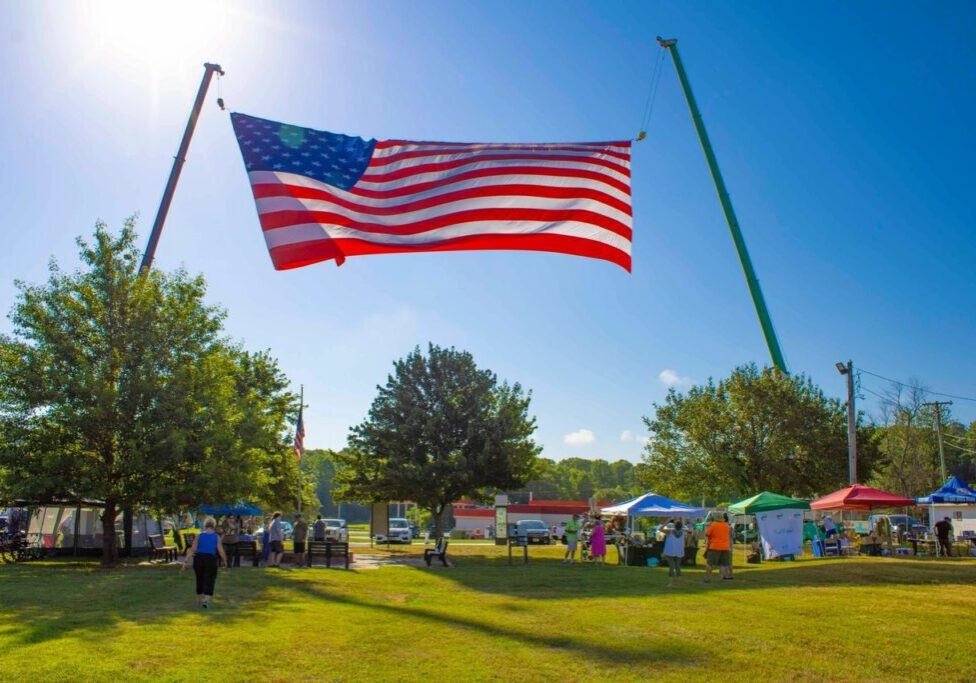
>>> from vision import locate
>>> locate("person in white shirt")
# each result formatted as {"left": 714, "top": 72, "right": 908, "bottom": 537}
{"left": 663, "top": 520, "right": 686, "bottom": 579}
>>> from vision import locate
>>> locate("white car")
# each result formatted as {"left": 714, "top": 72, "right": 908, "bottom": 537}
{"left": 375, "top": 517, "right": 412, "bottom": 544}
{"left": 322, "top": 518, "right": 348, "bottom": 543}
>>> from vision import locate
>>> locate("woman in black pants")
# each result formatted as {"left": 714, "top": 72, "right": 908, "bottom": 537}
{"left": 184, "top": 517, "right": 227, "bottom": 608}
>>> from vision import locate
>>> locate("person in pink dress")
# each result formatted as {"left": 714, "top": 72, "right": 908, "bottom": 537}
{"left": 589, "top": 516, "right": 607, "bottom": 564}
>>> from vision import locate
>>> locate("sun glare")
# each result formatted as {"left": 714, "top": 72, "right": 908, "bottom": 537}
{"left": 86, "top": 0, "right": 231, "bottom": 70}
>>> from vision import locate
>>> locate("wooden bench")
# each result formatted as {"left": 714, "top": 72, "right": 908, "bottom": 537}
{"left": 148, "top": 534, "right": 177, "bottom": 563}
{"left": 307, "top": 541, "right": 350, "bottom": 569}
{"left": 424, "top": 539, "right": 450, "bottom": 567}
{"left": 235, "top": 540, "right": 259, "bottom": 567}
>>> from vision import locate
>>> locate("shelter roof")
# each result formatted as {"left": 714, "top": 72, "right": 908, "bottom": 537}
{"left": 810, "top": 485, "right": 915, "bottom": 511}
{"left": 728, "top": 491, "right": 810, "bottom": 515}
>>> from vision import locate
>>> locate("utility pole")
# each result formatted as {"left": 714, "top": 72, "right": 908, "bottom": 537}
{"left": 657, "top": 37, "right": 788, "bottom": 374}
{"left": 922, "top": 401, "right": 953, "bottom": 483}
{"left": 140, "top": 62, "right": 224, "bottom": 273}
{"left": 835, "top": 361, "right": 857, "bottom": 484}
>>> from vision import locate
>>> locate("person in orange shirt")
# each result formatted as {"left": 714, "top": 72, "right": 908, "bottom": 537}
{"left": 704, "top": 513, "right": 733, "bottom": 582}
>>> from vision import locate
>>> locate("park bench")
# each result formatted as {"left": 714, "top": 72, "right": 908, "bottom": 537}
{"left": 148, "top": 534, "right": 178, "bottom": 563}
{"left": 424, "top": 539, "right": 450, "bottom": 567}
{"left": 307, "top": 541, "right": 350, "bottom": 569}
{"left": 235, "top": 540, "right": 259, "bottom": 567}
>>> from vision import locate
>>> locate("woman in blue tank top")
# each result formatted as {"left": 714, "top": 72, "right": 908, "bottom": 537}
{"left": 184, "top": 517, "right": 227, "bottom": 608}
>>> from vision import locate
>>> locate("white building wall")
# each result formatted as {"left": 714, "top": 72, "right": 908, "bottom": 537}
{"left": 928, "top": 505, "right": 976, "bottom": 538}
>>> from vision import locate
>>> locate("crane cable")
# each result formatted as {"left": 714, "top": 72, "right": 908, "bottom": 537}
{"left": 635, "top": 48, "right": 666, "bottom": 142}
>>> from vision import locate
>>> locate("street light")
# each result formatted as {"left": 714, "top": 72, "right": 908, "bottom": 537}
{"left": 837, "top": 360, "right": 856, "bottom": 485}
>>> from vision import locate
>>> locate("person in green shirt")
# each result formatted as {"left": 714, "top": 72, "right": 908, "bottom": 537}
{"left": 562, "top": 515, "right": 580, "bottom": 564}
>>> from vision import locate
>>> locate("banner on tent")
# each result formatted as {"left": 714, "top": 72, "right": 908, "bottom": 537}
{"left": 755, "top": 508, "right": 804, "bottom": 558}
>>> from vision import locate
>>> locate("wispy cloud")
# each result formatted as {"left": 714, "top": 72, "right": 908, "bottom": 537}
{"left": 620, "top": 430, "right": 634, "bottom": 442}
{"left": 563, "top": 429, "right": 596, "bottom": 447}
{"left": 658, "top": 368, "right": 693, "bottom": 388}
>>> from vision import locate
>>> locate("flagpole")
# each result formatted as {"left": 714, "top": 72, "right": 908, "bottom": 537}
{"left": 656, "top": 38, "right": 788, "bottom": 374}
{"left": 140, "top": 62, "right": 224, "bottom": 273}
{"left": 297, "top": 384, "right": 304, "bottom": 514}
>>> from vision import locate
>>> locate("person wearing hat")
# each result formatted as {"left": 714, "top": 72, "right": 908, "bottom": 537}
{"left": 934, "top": 516, "right": 954, "bottom": 557}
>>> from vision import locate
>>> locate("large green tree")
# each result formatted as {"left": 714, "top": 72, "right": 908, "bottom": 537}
{"left": 334, "top": 344, "right": 541, "bottom": 535}
{"left": 638, "top": 364, "right": 878, "bottom": 503}
{"left": 0, "top": 221, "right": 302, "bottom": 563}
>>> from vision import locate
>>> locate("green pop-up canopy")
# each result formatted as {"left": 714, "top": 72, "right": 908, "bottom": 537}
{"left": 728, "top": 491, "right": 810, "bottom": 515}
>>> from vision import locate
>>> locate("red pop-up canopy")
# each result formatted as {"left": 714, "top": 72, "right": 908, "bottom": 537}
{"left": 810, "top": 484, "right": 915, "bottom": 511}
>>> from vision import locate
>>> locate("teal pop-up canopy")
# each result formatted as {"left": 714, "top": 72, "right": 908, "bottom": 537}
{"left": 728, "top": 491, "right": 810, "bottom": 515}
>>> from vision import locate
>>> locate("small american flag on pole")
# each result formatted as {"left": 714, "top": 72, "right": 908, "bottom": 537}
{"left": 293, "top": 405, "right": 305, "bottom": 461}
{"left": 231, "top": 113, "right": 632, "bottom": 271}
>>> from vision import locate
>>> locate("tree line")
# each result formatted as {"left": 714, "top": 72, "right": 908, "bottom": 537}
{"left": 4, "top": 221, "right": 970, "bottom": 562}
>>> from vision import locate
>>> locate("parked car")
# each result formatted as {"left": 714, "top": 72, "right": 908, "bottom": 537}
{"left": 251, "top": 520, "right": 294, "bottom": 541}
{"left": 516, "top": 519, "right": 552, "bottom": 544}
{"left": 322, "top": 518, "right": 348, "bottom": 542}
{"left": 375, "top": 517, "right": 412, "bottom": 544}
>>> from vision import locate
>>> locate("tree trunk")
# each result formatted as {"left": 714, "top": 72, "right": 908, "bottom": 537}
{"left": 430, "top": 504, "right": 445, "bottom": 539}
{"left": 122, "top": 506, "right": 133, "bottom": 558}
{"left": 101, "top": 501, "right": 119, "bottom": 566}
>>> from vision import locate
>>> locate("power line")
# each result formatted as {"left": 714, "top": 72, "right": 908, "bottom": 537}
{"left": 857, "top": 368, "right": 976, "bottom": 403}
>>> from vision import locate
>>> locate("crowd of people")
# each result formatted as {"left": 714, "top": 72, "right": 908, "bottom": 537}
{"left": 548, "top": 511, "right": 739, "bottom": 583}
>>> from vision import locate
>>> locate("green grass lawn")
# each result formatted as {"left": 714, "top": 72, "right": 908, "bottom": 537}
{"left": 2, "top": 545, "right": 975, "bottom": 682}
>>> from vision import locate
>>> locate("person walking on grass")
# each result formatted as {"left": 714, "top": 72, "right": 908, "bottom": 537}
{"left": 663, "top": 520, "right": 685, "bottom": 581}
{"left": 268, "top": 512, "right": 285, "bottom": 568}
{"left": 589, "top": 516, "right": 607, "bottom": 565}
{"left": 562, "top": 515, "right": 580, "bottom": 564}
{"left": 183, "top": 517, "right": 227, "bottom": 609}
{"left": 704, "top": 513, "right": 733, "bottom": 583}
{"left": 293, "top": 513, "right": 308, "bottom": 567}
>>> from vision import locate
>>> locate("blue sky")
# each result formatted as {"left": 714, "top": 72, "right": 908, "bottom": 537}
{"left": 2, "top": 1, "right": 974, "bottom": 462}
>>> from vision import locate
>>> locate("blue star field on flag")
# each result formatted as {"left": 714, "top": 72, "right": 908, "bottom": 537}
{"left": 230, "top": 112, "right": 376, "bottom": 190}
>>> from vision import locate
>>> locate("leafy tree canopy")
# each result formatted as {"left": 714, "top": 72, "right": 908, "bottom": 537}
{"left": 0, "top": 220, "right": 305, "bottom": 563}
{"left": 333, "top": 344, "right": 541, "bottom": 534}
{"left": 638, "top": 364, "right": 879, "bottom": 503}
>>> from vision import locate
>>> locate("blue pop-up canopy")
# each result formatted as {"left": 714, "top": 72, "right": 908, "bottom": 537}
{"left": 917, "top": 476, "right": 976, "bottom": 505}
{"left": 199, "top": 501, "right": 263, "bottom": 516}
{"left": 602, "top": 492, "right": 706, "bottom": 518}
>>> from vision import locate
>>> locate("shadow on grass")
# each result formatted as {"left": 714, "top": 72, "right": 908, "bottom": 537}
{"left": 417, "top": 553, "right": 976, "bottom": 600}
{"left": 3, "top": 555, "right": 975, "bottom": 656}
{"left": 0, "top": 559, "right": 699, "bottom": 667}
{"left": 271, "top": 578, "right": 700, "bottom": 666}
{"left": 0, "top": 560, "right": 281, "bottom": 646}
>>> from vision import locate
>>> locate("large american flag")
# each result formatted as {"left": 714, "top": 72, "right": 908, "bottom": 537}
{"left": 231, "top": 113, "right": 632, "bottom": 271}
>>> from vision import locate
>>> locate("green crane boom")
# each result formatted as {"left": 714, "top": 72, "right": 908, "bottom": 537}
{"left": 657, "top": 37, "right": 788, "bottom": 374}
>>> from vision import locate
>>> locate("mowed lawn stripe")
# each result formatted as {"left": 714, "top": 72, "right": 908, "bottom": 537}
{"left": 1, "top": 547, "right": 974, "bottom": 682}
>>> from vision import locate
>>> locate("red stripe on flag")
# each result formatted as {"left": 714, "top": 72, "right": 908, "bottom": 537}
{"left": 250, "top": 183, "right": 632, "bottom": 217}
{"left": 361, "top": 153, "right": 630, "bottom": 181}
{"left": 267, "top": 233, "right": 632, "bottom": 272}
{"left": 370, "top": 145, "right": 632, "bottom": 165}
{"left": 257, "top": 207, "right": 633, "bottom": 241}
